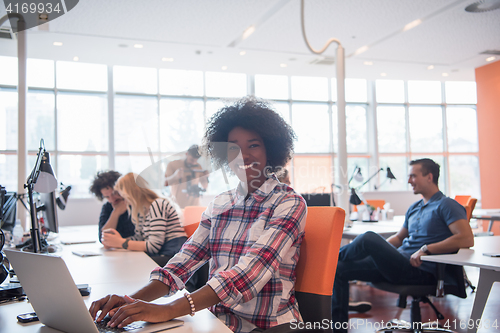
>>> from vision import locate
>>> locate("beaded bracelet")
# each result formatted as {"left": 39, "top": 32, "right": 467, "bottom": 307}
{"left": 184, "top": 292, "right": 195, "bottom": 316}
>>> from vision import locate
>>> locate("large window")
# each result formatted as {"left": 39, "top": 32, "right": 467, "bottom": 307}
{"left": 0, "top": 57, "right": 480, "bottom": 204}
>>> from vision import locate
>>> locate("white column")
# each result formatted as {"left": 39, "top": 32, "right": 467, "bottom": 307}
{"left": 17, "top": 20, "right": 28, "bottom": 229}
{"left": 336, "top": 45, "right": 349, "bottom": 222}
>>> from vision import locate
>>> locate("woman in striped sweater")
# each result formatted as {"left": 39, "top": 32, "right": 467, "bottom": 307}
{"left": 101, "top": 172, "right": 187, "bottom": 260}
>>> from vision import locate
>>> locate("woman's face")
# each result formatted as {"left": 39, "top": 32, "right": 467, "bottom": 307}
{"left": 227, "top": 126, "right": 268, "bottom": 192}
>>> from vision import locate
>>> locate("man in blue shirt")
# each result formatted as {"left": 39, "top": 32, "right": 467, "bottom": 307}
{"left": 332, "top": 158, "right": 474, "bottom": 332}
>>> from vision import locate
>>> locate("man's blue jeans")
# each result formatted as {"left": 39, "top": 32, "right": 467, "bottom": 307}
{"left": 331, "top": 231, "right": 436, "bottom": 332}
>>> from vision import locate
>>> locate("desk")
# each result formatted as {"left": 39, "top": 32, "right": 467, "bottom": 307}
{"left": 472, "top": 209, "right": 500, "bottom": 237}
{"left": 421, "top": 236, "right": 500, "bottom": 333}
{"left": 0, "top": 225, "right": 231, "bottom": 333}
{"left": 342, "top": 216, "right": 404, "bottom": 240}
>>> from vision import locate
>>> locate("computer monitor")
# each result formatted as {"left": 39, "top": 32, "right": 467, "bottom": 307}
{"left": 38, "top": 192, "right": 59, "bottom": 233}
{"left": 1, "top": 191, "right": 17, "bottom": 233}
{"left": 300, "top": 193, "right": 333, "bottom": 207}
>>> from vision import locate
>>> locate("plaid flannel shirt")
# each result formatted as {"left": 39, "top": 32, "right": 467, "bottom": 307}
{"left": 150, "top": 177, "right": 307, "bottom": 332}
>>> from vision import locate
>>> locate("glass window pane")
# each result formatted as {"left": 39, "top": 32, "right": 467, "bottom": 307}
{"left": 271, "top": 102, "right": 290, "bottom": 125}
{"left": 56, "top": 62, "right": 107, "bottom": 91}
{"left": 445, "top": 81, "right": 477, "bottom": 104}
{"left": 114, "top": 66, "right": 158, "bottom": 94}
{"left": 409, "top": 106, "right": 443, "bottom": 152}
{"left": 0, "top": 154, "right": 18, "bottom": 191}
{"left": 205, "top": 72, "right": 247, "bottom": 98}
{"left": 0, "top": 90, "right": 18, "bottom": 150}
{"left": 204, "top": 163, "right": 241, "bottom": 196}
{"left": 292, "top": 103, "right": 329, "bottom": 153}
{"left": 292, "top": 156, "right": 332, "bottom": 194}
{"left": 57, "top": 93, "right": 108, "bottom": 152}
{"left": 448, "top": 155, "right": 481, "bottom": 200}
{"left": 346, "top": 105, "right": 367, "bottom": 153}
{"left": 206, "top": 99, "right": 225, "bottom": 123}
{"left": 333, "top": 79, "right": 367, "bottom": 103}
{"left": 447, "top": 107, "right": 478, "bottom": 152}
{"left": 114, "top": 95, "right": 158, "bottom": 153}
{"left": 376, "top": 80, "right": 405, "bottom": 103}
{"left": 377, "top": 106, "right": 406, "bottom": 153}
{"left": 57, "top": 154, "right": 108, "bottom": 198}
{"left": 27, "top": 59, "right": 54, "bottom": 88}
{"left": 255, "top": 74, "right": 289, "bottom": 100}
{"left": 159, "top": 98, "right": 205, "bottom": 153}
{"left": 291, "top": 76, "right": 328, "bottom": 101}
{"left": 378, "top": 156, "right": 409, "bottom": 191}
{"left": 345, "top": 78, "right": 367, "bottom": 103}
{"left": 115, "top": 154, "right": 158, "bottom": 176}
{"left": 27, "top": 91, "right": 55, "bottom": 151}
{"left": 0, "top": 56, "right": 18, "bottom": 86}
{"left": 408, "top": 80, "right": 442, "bottom": 104}
{"left": 159, "top": 69, "right": 203, "bottom": 96}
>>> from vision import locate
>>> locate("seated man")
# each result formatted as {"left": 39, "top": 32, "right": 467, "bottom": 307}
{"left": 332, "top": 158, "right": 474, "bottom": 332}
{"left": 89, "top": 170, "right": 135, "bottom": 242}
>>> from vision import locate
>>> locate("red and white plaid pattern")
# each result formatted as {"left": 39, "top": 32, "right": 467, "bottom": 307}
{"left": 150, "top": 177, "right": 307, "bottom": 332}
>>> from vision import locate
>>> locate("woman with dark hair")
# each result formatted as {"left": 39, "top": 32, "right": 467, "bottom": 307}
{"left": 90, "top": 97, "right": 307, "bottom": 333}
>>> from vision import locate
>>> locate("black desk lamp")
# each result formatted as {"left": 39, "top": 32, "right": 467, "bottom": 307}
{"left": 25, "top": 139, "right": 57, "bottom": 253}
{"left": 374, "top": 167, "right": 397, "bottom": 190}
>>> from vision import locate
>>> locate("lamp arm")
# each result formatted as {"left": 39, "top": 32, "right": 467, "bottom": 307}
{"left": 355, "top": 168, "right": 383, "bottom": 190}
{"left": 300, "top": 0, "right": 341, "bottom": 54}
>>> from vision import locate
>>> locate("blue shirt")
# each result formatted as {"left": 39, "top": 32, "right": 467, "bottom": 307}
{"left": 398, "top": 191, "right": 467, "bottom": 275}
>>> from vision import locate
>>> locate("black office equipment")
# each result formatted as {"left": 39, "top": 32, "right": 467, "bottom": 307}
{"left": 301, "top": 193, "right": 332, "bottom": 207}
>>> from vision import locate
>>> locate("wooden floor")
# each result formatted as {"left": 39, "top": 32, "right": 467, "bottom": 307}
{"left": 348, "top": 266, "right": 500, "bottom": 333}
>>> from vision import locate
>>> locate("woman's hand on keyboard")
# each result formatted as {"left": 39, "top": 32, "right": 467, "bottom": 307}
{"left": 89, "top": 294, "right": 127, "bottom": 323}
{"left": 106, "top": 295, "right": 173, "bottom": 329}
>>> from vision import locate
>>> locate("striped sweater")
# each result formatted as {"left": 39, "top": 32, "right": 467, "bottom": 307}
{"left": 130, "top": 198, "right": 186, "bottom": 254}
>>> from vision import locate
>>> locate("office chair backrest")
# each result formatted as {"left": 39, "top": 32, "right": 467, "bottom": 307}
{"left": 295, "top": 206, "right": 345, "bottom": 326}
{"left": 183, "top": 206, "right": 206, "bottom": 238}
{"left": 465, "top": 198, "right": 477, "bottom": 222}
{"left": 454, "top": 195, "right": 472, "bottom": 207}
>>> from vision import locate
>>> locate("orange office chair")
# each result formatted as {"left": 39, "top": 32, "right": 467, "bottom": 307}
{"left": 263, "top": 206, "right": 346, "bottom": 333}
{"left": 465, "top": 198, "right": 477, "bottom": 222}
{"left": 454, "top": 195, "right": 471, "bottom": 207}
{"left": 183, "top": 206, "right": 207, "bottom": 237}
{"left": 353, "top": 199, "right": 386, "bottom": 212}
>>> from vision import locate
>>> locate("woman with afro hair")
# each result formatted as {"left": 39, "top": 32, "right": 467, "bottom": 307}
{"left": 90, "top": 96, "right": 307, "bottom": 333}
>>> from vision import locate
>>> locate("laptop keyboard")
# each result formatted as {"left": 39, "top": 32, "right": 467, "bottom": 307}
{"left": 95, "top": 317, "right": 144, "bottom": 332}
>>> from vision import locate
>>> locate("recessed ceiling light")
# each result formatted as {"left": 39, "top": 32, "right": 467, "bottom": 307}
{"left": 486, "top": 56, "right": 496, "bottom": 62}
{"left": 427, "top": 65, "right": 434, "bottom": 70}
{"left": 242, "top": 26, "right": 255, "bottom": 40}
{"left": 442, "top": 73, "right": 449, "bottom": 77}
{"left": 221, "top": 66, "right": 228, "bottom": 70}
{"left": 239, "top": 51, "right": 246, "bottom": 56}
{"left": 280, "top": 63, "right": 287, "bottom": 68}
{"left": 53, "top": 42, "right": 63, "bottom": 46}
{"left": 134, "top": 44, "right": 143, "bottom": 49}
{"left": 162, "top": 57, "right": 174, "bottom": 62}
{"left": 73, "top": 56, "right": 79, "bottom": 61}
{"left": 363, "top": 61, "right": 373, "bottom": 66}
{"left": 380, "top": 73, "right": 387, "bottom": 77}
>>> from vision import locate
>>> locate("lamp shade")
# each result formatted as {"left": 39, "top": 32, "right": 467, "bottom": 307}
{"left": 33, "top": 152, "right": 57, "bottom": 193}
{"left": 386, "top": 167, "right": 396, "bottom": 180}
{"left": 349, "top": 188, "right": 362, "bottom": 205}
{"left": 56, "top": 185, "right": 71, "bottom": 210}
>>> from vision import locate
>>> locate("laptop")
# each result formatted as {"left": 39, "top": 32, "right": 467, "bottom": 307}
{"left": 4, "top": 249, "right": 183, "bottom": 333}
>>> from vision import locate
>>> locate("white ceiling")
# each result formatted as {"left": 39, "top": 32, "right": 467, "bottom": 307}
{"left": 1, "top": 0, "right": 499, "bottom": 81}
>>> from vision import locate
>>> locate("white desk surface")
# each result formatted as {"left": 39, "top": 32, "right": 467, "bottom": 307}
{"left": 421, "top": 235, "right": 500, "bottom": 271}
{"left": 0, "top": 225, "right": 231, "bottom": 333}
{"left": 342, "top": 215, "right": 404, "bottom": 239}
{"left": 421, "top": 236, "right": 500, "bottom": 333}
